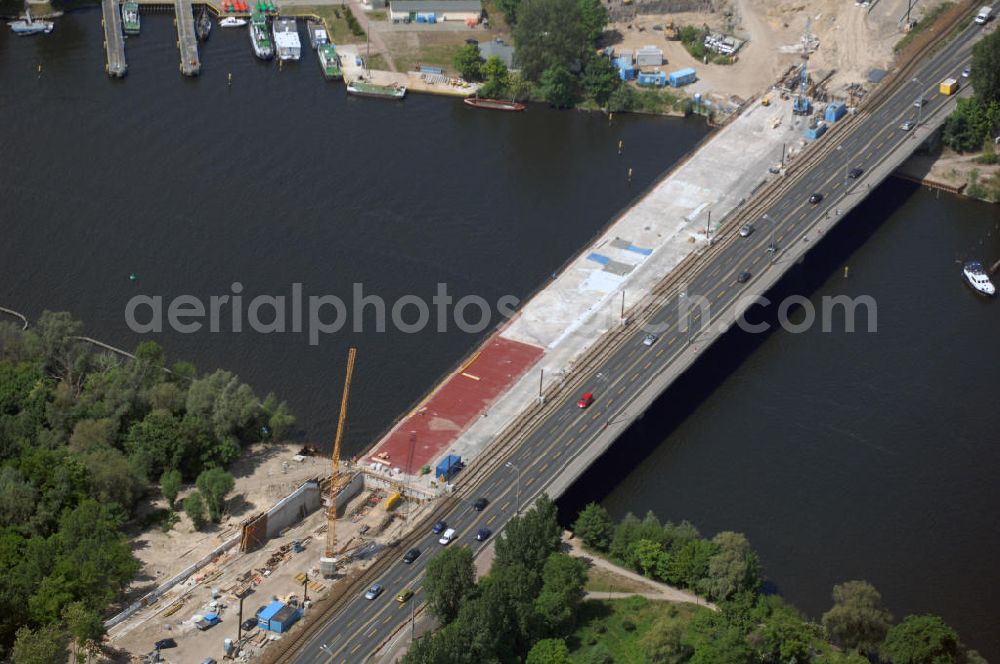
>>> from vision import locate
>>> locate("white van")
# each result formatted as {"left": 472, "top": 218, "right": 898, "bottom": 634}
{"left": 975, "top": 6, "right": 993, "bottom": 24}
{"left": 438, "top": 528, "right": 456, "bottom": 545}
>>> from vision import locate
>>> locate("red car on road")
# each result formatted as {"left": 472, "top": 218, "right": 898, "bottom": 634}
{"left": 577, "top": 392, "right": 594, "bottom": 409}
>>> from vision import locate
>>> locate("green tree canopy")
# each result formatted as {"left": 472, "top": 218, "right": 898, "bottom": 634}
{"left": 12, "top": 624, "right": 68, "bottom": 664}
{"left": 514, "top": 0, "right": 586, "bottom": 80}
{"left": 572, "top": 502, "right": 614, "bottom": 551}
{"left": 879, "top": 614, "right": 961, "bottom": 664}
{"left": 540, "top": 65, "right": 580, "bottom": 108}
{"left": 971, "top": 28, "right": 1000, "bottom": 105}
{"left": 184, "top": 491, "right": 207, "bottom": 530}
{"left": 576, "top": 0, "right": 607, "bottom": 43}
{"left": 196, "top": 467, "right": 235, "bottom": 523}
{"left": 424, "top": 545, "right": 476, "bottom": 624}
{"left": 821, "top": 580, "right": 893, "bottom": 652}
{"left": 527, "top": 638, "right": 571, "bottom": 664}
{"left": 534, "top": 553, "right": 587, "bottom": 634}
{"left": 160, "top": 468, "right": 183, "bottom": 509}
{"left": 580, "top": 54, "right": 621, "bottom": 107}
{"left": 454, "top": 43, "right": 483, "bottom": 81}
{"left": 702, "top": 531, "right": 761, "bottom": 601}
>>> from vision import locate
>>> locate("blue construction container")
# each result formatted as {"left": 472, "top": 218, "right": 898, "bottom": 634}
{"left": 668, "top": 67, "right": 697, "bottom": 87}
{"left": 436, "top": 454, "right": 463, "bottom": 481}
{"left": 637, "top": 71, "right": 667, "bottom": 87}
{"left": 257, "top": 601, "right": 301, "bottom": 633}
{"left": 420, "top": 65, "right": 443, "bottom": 75}
{"left": 804, "top": 122, "right": 828, "bottom": 141}
{"left": 825, "top": 101, "right": 846, "bottom": 122}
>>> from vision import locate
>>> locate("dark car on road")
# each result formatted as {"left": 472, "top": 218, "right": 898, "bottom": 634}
{"left": 154, "top": 638, "right": 177, "bottom": 650}
{"left": 402, "top": 548, "right": 421, "bottom": 564}
{"left": 737, "top": 271, "right": 752, "bottom": 284}
{"left": 809, "top": 193, "right": 823, "bottom": 204}
{"left": 847, "top": 167, "right": 864, "bottom": 179}
{"left": 432, "top": 520, "right": 447, "bottom": 534}
{"left": 476, "top": 528, "right": 492, "bottom": 541}
{"left": 473, "top": 497, "right": 489, "bottom": 511}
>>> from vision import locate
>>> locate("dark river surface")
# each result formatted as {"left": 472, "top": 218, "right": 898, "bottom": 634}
{"left": 2, "top": 8, "right": 999, "bottom": 657}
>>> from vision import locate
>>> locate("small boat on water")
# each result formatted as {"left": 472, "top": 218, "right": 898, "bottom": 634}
{"left": 121, "top": 2, "right": 140, "bottom": 35}
{"left": 317, "top": 43, "right": 342, "bottom": 80}
{"left": 219, "top": 16, "right": 247, "bottom": 27}
{"left": 249, "top": 12, "right": 273, "bottom": 60}
{"left": 962, "top": 261, "right": 996, "bottom": 297}
{"left": 272, "top": 17, "right": 300, "bottom": 61}
{"left": 463, "top": 97, "right": 526, "bottom": 112}
{"left": 347, "top": 79, "right": 406, "bottom": 100}
{"left": 306, "top": 19, "right": 327, "bottom": 48}
{"left": 8, "top": 8, "right": 53, "bottom": 35}
{"left": 196, "top": 8, "right": 212, "bottom": 41}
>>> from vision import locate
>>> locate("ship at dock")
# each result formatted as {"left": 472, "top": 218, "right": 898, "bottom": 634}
{"left": 196, "top": 8, "right": 212, "bottom": 41}
{"left": 463, "top": 97, "right": 526, "bottom": 112}
{"left": 121, "top": 2, "right": 140, "bottom": 35}
{"left": 8, "top": 7, "right": 53, "bottom": 35}
{"left": 347, "top": 79, "right": 406, "bottom": 99}
{"left": 272, "top": 17, "right": 300, "bottom": 61}
{"left": 317, "top": 43, "right": 342, "bottom": 80}
{"left": 249, "top": 12, "right": 273, "bottom": 60}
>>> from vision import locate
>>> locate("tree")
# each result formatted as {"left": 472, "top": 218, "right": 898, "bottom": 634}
{"left": 879, "top": 614, "right": 960, "bottom": 664}
{"left": 78, "top": 445, "right": 147, "bottom": 511}
{"left": 160, "top": 468, "right": 183, "bottom": 509}
{"left": 454, "top": 43, "right": 483, "bottom": 81}
{"left": 424, "top": 546, "right": 476, "bottom": 624}
{"left": 665, "top": 537, "right": 717, "bottom": 588}
{"left": 12, "top": 624, "right": 68, "bottom": 664}
{"left": 68, "top": 418, "right": 117, "bottom": 454}
{"left": 261, "top": 393, "right": 295, "bottom": 441}
{"left": 641, "top": 617, "right": 691, "bottom": 663}
{"left": 581, "top": 55, "right": 620, "bottom": 107}
{"left": 756, "top": 609, "right": 817, "bottom": 664}
{"left": 943, "top": 98, "right": 989, "bottom": 151}
{"left": 62, "top": 601, "right": 105, "bottom": 655}
{"left": 0, "top": 467, "right": 37, "bottom": 528}
{"left": 971, "top": 29, "right": 1000, "bottom": 105}
{"left": 534, "top": 553, "right": 587, "bottom": 634}
{"left": 184, "top": 491, "right": 207, "bottom": 530}
{"left": 513, "top": 0, "right": 586, "bottom": 80}
{"left": 572, "top": 502, "right": 614, "bottom": 551}
{"left": 196, "top": 467, "right": 235, "bottom": 522}
{"left": 631, "top": 538, "right": 670, "bottom": 579}
{"left": 479, "top": 56, "right": 511, "bottom": 98}
{"left": 125, "top": 409, "right": 186, "bottom": 480}
{"left": 35, "top": 311, "right": 86, "bottom": 388}
{"left": 821, "top": 580, "right": 893, "bottom": 652}
{"left": 540, "top": 64, "right": 579, "bottom": 108}
{"left": 495, "top": 0, "right": 521, "bottom": 24}
{"left": 702, "top": 531, "right": 760, "bottom": 601}
{"left": 527, "top": 638, "right": 570, "bottom": 664}
{"left": 576, "top": 0, "right": 607, "bottom": 43}
{"left": 185, "top": 369, "right": 260, "bottom": 441}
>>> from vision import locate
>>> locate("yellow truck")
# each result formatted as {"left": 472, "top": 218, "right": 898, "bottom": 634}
{"left": 940, "top": 78, "right": 958, "bottom": 95}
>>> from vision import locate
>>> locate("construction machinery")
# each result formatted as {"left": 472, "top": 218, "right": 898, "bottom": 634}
{"left": 320, "top": 348, "right": 357, "bottom": 578}
{"left": 792, "top": 18, "right": 813, "bottom": 116}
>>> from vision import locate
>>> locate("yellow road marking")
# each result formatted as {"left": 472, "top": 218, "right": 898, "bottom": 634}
{"left": 525, "top": 476, "right": 535, "bottom": 487}
{"left": 798, "top": 210, "right": 807, "bottom": 220}
{"left": 487, "top": 514, "right": 497, "bottom": 525}
{"left": 777, "top": 233, "right": 786, "bottom": 243}
{"left": 352, "top": 644, "right": 362, "bottom": 654}
{"left": 644, "top": 360, "right": 652, "bottom": 370}
{"left": 631, "top": 372, "right": 640, "bottom": 382}
{"left": 552, "top": 450, "right": 561, "bottom": 460}
{"left": 668, "top": 337, "right": 676, "bottom": 345}
{"left": 367, "top": 627, "right": 377, "bottom": 638}
{"left": 540, "top": 462, "right": 550, "bottom": 473}
{"left": 501, "top": 500, "right": 511, "bottom": 511}
{"left": 752, "top": 255, "right": 762, "bottom": 265}
{"left": 618, "top": 384, "right": 627, "bottom": 394}
{"left": 383, "top": 615, "right": 394, "bottom": 624}
{"left": 578, "top": 424, "right": 587, "bottom": 433}
{"left": 832, "top": 181, "right": 840, "bottom": 190}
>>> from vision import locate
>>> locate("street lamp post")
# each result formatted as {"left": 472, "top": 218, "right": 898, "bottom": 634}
{"left": 763, "top": 214, "right": 777, "bottom": 263}
{"left": 505, "top": 461, "right": 521, "bottom": 515}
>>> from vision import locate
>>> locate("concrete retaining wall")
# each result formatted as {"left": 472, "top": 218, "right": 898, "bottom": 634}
{"left": 266, "top": 480, "right": 322, "bottom": 538}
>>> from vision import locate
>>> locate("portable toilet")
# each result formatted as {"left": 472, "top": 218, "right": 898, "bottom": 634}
{"left": 825, "top": 100, "right": 846, "bottom": 122}
{"left": 435, "top": 454, "right": 463, "bottom": 481}
{"left": 615, "top": 56, "right": 636, "bottom": 80}
{"left": 669, "top": 67, "right": 697, "bottom": 87}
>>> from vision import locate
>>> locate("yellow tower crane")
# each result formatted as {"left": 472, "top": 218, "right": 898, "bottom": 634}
{"left": 320, "top": 347, "right": 357, "bottom": 578}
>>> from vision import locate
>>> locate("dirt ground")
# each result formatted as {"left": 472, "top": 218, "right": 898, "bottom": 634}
{"left": 122, "top": 444, "right": 328, "bottom": 602}
{"left": 899, "top": 146, "right": 1000, "bottom": 191}
{"left": 605, "top": 0, "right": 950, "bottom": 100}
{"left": 375, "top": 24, "right": 504, "bottom": 75}
{"left": 111, "top": 472, "right": 431, "bottom": 663}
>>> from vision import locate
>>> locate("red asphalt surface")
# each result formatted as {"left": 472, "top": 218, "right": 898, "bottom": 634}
{"left": 367, "top": 335, "right": 544, "bottom": 473}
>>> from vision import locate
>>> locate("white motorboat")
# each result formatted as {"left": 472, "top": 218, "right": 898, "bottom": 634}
{"left": 962, "top": 261, "right": 996, "bottom": 297}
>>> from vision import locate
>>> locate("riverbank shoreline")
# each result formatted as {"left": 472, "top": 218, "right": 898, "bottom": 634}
{"left": 897, "top": 144, "right": 1000, "bottom": 202}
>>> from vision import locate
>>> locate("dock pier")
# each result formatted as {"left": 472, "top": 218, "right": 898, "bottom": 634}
{"left": 174, "top": 0, "right": 201, "bottom": 76}
{"left": 101, "top": 0, "right": 128, "bottom": 77}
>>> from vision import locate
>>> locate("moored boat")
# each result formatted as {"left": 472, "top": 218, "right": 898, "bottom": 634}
{"left": 8, "top": 8, "right": 53, "bottom": 35}
{"left": 121, "top": 2, "right": 140, "bottom": 35}
{"left": 463, "top": 97, "right": 526, "bottom": 112}
{"left": 196, "top": 8, "right": 212, "bottom": 41}
{"left": 306, "top": 19, "right": 327, "bottom": 48}
{"left": 317, "top": 43, "right": 342, "bottom": 80}
{"left": 962, "top": 261, "right": 996, "bottom": 297}
{"left": 249, "top": 12, "right": 273, "bottom": 60}
{"left": 219, "top": 16, "right": 247, "bottom": 27}
{"left": 347, "top": 79, "right": 406, "bottom": 99}
{"left": 272, "top": 17, "right": 300, "bottom": 61}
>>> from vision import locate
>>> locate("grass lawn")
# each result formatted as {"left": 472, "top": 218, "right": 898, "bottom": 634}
{"left": 365, "top": 53, "right": 389, "bottom": 70}
{"left": 283, "top": 4, "right": 366, "bottom": 44}
{"left": 568, "top": 596, "right": 709, "bottom": 664}
{"left": 584, "top": 566, "right": 656, "bottom": 594}
{"left": 380, "top": 31, "right": 490, "bottom": 75}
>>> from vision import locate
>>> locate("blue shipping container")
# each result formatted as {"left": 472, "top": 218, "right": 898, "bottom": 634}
{"left": 436, "top": 454, "right": 463, "bottom": 481}
{"left": 637, "top": 71, "right": 667, "bottom": 87}
{"left": 618, "top": 66, "right": 636, "bottom": 81}
{"left": 421, "top": 66, "right": 443, "bottom": 75}
{"left": 804, "top": 122, "right": 828, "bottom": 141}
{"left": 668, "top": 67, "right": 697, "bottom": 87}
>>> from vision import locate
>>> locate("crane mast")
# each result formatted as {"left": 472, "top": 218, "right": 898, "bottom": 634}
{"left": 320, "top": 347, "right": 357, "bottom": 577}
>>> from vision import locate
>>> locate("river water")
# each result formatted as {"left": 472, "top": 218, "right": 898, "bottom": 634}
{"left": 2, "top": 9, "right": 998, "bottom": 657}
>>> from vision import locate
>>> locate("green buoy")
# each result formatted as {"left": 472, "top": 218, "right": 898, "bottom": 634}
{"left": 129, "top": 272, "right": 137, "bottom": 281}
